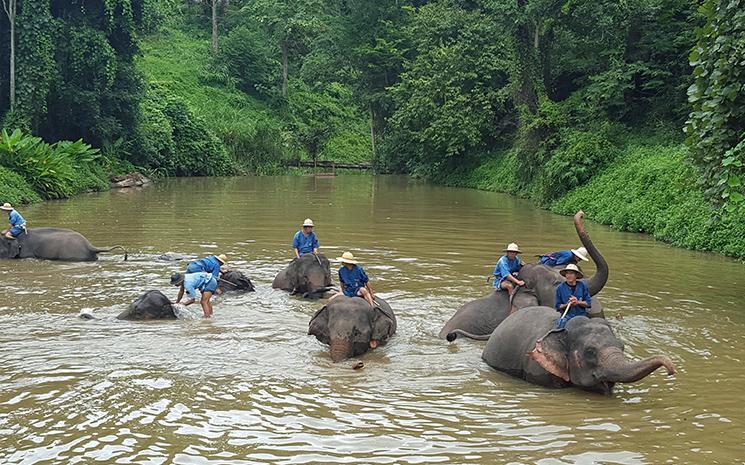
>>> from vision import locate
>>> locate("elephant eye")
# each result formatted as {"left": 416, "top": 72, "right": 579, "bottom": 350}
{"left": 584, "top": 347, "right": 597, "bottom": 358}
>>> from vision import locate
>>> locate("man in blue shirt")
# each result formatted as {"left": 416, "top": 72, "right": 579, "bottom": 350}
{"left": 1, "top": 203, "right": 26, "bottom": 239}
{"left": 335, "top": 251, "right": 375, "bottom": 307}
{"left": 186, "top": 254, "right": 227, "bottom": 279}
{"left": 554, "top": 263, "right": 592, "bottom": 328}
{"left": 293, "top": 218, "right": 319, "bottom": 258}
{"left": 171, "top": 271, "right": 221, "bottom": 318}
{"left": 493, "top": 242, "right": 525, "bottom": 293}
{"left": 539, "top": 247, "right": 589, "bottom": 267}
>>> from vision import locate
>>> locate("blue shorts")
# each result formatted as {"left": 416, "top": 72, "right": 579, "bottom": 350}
{"left": 183, "top": 272, "right": 217, "bottom": 299}
{"left": 9, "top": 226, "right": 24, "bottom": 237}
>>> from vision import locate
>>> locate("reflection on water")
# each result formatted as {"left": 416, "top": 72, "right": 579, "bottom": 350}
{"left": 1, "top": 176, "right": 744, "bottom": 464}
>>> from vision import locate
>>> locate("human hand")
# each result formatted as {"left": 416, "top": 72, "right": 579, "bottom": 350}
{"left": 517, "top": 280, "right": 525, "bottom": 287}
{"left": 568, "top": 296, "right": 578, "bottom": 305}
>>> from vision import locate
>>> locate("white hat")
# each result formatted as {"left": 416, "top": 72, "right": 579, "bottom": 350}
{"left": 303, "top": 218, "right": 314, "bottom": 227}
{"left": 216, "top": 254, "right": 228, "bottom": 264}
{"left": 560, "top": 263, "right": 584, "bottom": 279}
{"left": 503, "top": 243, "right": 521, "bottom": 253}
{"left": 0, "top": 203, "right": 13, "bottom": 211}
{"left": 571, "top": 246, "right": 590, "bottom": 261}
{"left": 337, "top": 251, "right": 358, "bottom": 265}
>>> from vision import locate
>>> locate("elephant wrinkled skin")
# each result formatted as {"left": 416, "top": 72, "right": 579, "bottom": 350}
{"left": 482, "top": 306, "right": 676, "bottom": 394}
{"left": 309, "top": 296, "right": 397, "bottom": 362}
{"left": 116, "top": 290, "right": 177, "bottom": 320}
{"left": 0, "top": 228, "right": 127, "bottom": 261}
{"left": 273, "top": 253, "right": 333, "bottom": 298}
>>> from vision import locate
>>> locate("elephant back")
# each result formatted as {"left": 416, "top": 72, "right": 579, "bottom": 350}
{"left": 117, "top": 290, "right": 177, "bottom": 320}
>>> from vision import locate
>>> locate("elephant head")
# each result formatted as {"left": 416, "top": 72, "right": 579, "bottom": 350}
{"left": 273, "top": 253, "right": 332, "bottom": 296}
{"left": 218, "top": 270, "right": 255, "bottom": 292}
{"left": 116, "top": 290, "right": 177, "bottom": 320}
{"left": 309, "top": 296, "right": 397, "bottom": 362}
{"left": 528, "top": 316, "right": 676, "bottom": 394}
{"left": 521, "top": 211, "right": 609, "bottom": 309}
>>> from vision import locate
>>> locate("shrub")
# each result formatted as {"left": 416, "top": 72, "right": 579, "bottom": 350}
{"left": 0, "top": 166, "right": 42, "bottom": 205}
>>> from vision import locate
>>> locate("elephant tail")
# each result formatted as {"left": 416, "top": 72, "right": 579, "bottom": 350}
{"left": 446, "top": 329, "right": 493, "bottom": 342}
{"left": 94, "top": 245, "right": 128, "bottom": 261}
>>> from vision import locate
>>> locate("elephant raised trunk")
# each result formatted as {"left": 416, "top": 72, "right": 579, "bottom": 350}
{"left": 574, "top": 211, "right": 608, "bottom": 296}
{"left": 599, "top": 347, "right": 676, "bottom": 384}
{"left": 329, "top": 338, "right": 353, "bottom": 363}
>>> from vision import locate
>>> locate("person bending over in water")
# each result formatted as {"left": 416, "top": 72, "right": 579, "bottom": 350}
{"left": 171, "top": 272, "right": 222, "bottom": 318}
{"left": 186, "top": 254, "right": 227, "bottom": 279}
{"left": 334, "top": 251, "right": 375, "bottom": 307}
{"left": 493, "top": 242, "right": 524, "bottom": 294}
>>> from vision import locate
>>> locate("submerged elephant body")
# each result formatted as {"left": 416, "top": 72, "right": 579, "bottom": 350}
{"left": 273, "top": 253, "right": 333, "bottom": 297}
{"left": 218, "top": 270, "right": 255, "bottom": 293}
{"left": 482, "top": 306, "right": 676, "bottom": 393}
{"left": 117, "top": 290, "right": 176, "bottom": 320}
{"left": 0, "top": 228, "right": 126, "bottom": 261}
{"left": 309, "top": 296, "right": 397, "bottom": 362}
{"left": 441, "top": 211, "right": 606, "bottom": 341}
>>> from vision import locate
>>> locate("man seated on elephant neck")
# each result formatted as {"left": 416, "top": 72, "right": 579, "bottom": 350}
{"left": 554, "top": 263, "right": 592, "bottom": 328}
{"left": 1, "top": 203, "right": 26, "bottom": 240}
{"left": 335, "top": 251, "right": 375, "bottom": 307}
{"left": 539, "top": 247, "right": 590, "bottom": 267}
{"left": 293, "top": 218, "right": 320, "bottom": 258}
{"left": 171, "top": 272, "right": 222, "bottom": 318}
{"left": 493, "top": 243, "right": 525, "bottom": 293}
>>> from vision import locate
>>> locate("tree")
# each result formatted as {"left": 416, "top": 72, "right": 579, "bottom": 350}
{"left": 1, "top": 0, "right": 16, "bottom": 112}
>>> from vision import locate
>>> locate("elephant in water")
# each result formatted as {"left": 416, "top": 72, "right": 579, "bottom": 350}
{"left": 116, "top": 290, "right": 176, "bottom": 320}
{"left": 273, "top": 253, "right": 333, "bottom": 298}
{"left": 440, "top": 210, "right": 607, "bottom": 341}
{"left": 482, "top": 306, "right": 676, "bottom": 394}
{"left": 309, "top": 296, "right": 397, "bottom": 362}
{"left": 0, "top": 228, "right": 127, "bottom": 261}
{"left": 439, "top": 287, "right": 538, "bottom": 341}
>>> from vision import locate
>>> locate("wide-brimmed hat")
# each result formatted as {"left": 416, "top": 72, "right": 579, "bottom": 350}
{"left": 571, "top": 246, "right": 590, "bottom": 262}
{"left": 170, "top": 272, "right": 184, "bottom": 286}
{"left": 337, "top": 251, "right": 358, "bottom": 265}
{"left": 0, "top": 203, "right": 13, "bottom": 211}
{"left": 216, "top": 254, "right": 227, "bottom": 264}
{"left": 303, "top": 218, "right": 314, "bottom": 227}
{"left": 559, "top": 263, "right": 584, "bottom": 279}
{"left": 503, "top": 243, "right": 522, "bottom": 253}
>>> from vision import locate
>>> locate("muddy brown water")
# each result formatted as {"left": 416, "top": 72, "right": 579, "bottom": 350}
{"left": 1, "top": 176, "right": 743, "bottom": 464}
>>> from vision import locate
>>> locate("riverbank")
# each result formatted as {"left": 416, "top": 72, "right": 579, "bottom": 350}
{"left": 436, "top": 138, "right": 745, "bottom": 259}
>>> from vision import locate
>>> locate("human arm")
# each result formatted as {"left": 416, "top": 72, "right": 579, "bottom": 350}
{"left": 292, "top": 232, "right": 301, "bottom": 257}
{"left": 174, "top": 285, "right": 185, "bottom": 304}
{"left": 577, "top": 283, "right": 592, "bottom": 308}
{"left": 312, "top": 235, "right": 319, "bottom": 254}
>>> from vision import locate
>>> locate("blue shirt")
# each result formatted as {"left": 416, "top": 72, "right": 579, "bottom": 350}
{"left": 338, "top": 265, "right": 369, "bottom": 297}
{"left": 539, "top": 250, "right": 575, "bottom": 266}
{"left": 492, "top": 255, "right": 522, "bottom": 288}
{"left": 9, "top": 210, "right": 25, "bottom": 227}
{"left": 293, "top": 230, "right": 319, "bottom": 255}
{"left": 183, "top": 272, "right": 217, "bottom": 299}
{"left": 555, "top": 281, "right": 591, "bottom": 319}
{"left": 186, "top": 256, "right": 222, "bottom": 279}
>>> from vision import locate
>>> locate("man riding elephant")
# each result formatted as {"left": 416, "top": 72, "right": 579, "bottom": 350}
{"left": 538, "top": 246, "right": 589, "bottom": 267}
{"left": 293, "top": 218, "right": 319, "bottom": 258}
{"left": 1, "top": 203, "right": 26, "bottom": 240}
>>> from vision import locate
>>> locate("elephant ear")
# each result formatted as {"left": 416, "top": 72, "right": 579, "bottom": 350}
{"left": 371, "top": 306, "right": 396, "bottom": 342}
{"left": 527, "top": 330, "right": 569, "bottom": 382}
{"left": 308, "top": 305, "right": 330, "bottom": 344}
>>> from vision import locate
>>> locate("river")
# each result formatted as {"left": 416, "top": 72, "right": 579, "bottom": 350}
{"left": 1, "top": 176, "right": 743, "bottom": 464}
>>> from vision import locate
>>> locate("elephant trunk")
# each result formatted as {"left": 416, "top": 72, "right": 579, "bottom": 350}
{"left": 329, "top": 338, "right": 353, "bottom": 363}
{"left": 574, "top": 211, "right": 608, "bottom": 296}
{"left": 599, "top": 347, "right": 676, "bottom": 384}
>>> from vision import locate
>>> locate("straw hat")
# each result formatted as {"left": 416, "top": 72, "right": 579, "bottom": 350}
{"left": 503, "top": 243, "right": 521, "bottom": 253}
{"left": 559, "top": 263, "right": 584, "bottom": 279}
{"left": 0, "top": 203, "right": 13, "bottom": 211}
{"left": 216, "top": 254, "right": 228, "bottom": 264}
{"left": 170, "top": 273, "right": 184, "bottom": 286}
{"left": 571, "top": 246, "right": 590, "bottom": 262}
{"left": 337, "top": 251, "right": 358, "bottom": 265}
{"left": 303, "top": 218, "right": 314, "bottom": 227}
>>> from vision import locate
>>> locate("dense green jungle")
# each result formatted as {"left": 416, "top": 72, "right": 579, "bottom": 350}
{"left": 1, "top": 0, "right": 744, "bottom": 257}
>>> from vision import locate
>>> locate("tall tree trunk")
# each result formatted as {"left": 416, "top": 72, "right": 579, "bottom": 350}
{"left": 369, "top": 106, "right": 376, "bottom": 167}
{"left": 210, "top": 0, "right": 218, "bottom": 55}
{"left": 281, "top": 41, "right": 289, "bottom": 98}
{"left": 2, "top": 0, "right": 16, "bottom": 111}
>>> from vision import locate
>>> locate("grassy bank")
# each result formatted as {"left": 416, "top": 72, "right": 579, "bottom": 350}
{"left": 438, "top": 139, "right": 745, "bottom": 259}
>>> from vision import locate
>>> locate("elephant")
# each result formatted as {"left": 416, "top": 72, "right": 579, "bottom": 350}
{"left": 439, "top": 287, "right": 538, "bottom": 341}
{"left": 273, "top": 253, "right": 334, "bottom": 298}
{"left": 0, "top": 228, "right": 127, "bottom": 261}
{"left": 440, "top": 210, "right": 607, "bottom": 341}
{"left": 308, "top": 296, "right": 397, "bottom": 362}
{"left": 116, "top": 290, "right": 176, "bottom": 320}
{"left": 482, "top": 306, "right": 676, "bottom": 394}
{"left": 217, "top": 270, "right": 255, "bottom": 293}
